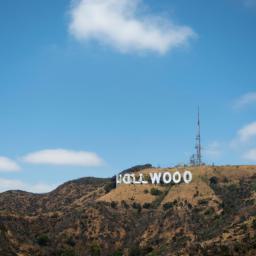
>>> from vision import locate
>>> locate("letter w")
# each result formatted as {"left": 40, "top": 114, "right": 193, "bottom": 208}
{"left": 150, "top": 173, "right": 162, "bottom": 184}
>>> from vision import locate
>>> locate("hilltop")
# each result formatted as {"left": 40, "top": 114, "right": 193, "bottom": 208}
{"left": 0, "top": 165, "right": 256, "bottom": 256}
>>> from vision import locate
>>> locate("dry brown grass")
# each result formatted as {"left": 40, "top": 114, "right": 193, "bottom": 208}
{"left": 99, "top": 165, "right": 256, "bottom": 205}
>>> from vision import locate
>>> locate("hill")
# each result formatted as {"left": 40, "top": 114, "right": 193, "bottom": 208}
{"left": 0, "top": 165, "right": 256, "bottom": 256}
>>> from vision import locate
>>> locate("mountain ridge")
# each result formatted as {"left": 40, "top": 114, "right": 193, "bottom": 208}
{"left": 0, "top": 165, "right": 256, "bottom": 256}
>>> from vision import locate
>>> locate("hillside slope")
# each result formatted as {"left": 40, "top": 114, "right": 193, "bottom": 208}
{"left": 0, "top": 165, "right": 256, "bottom": 256}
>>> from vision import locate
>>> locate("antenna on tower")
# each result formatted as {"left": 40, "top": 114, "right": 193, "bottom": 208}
{"left": 195, "top": 106, "right": 202, "bottom": 165}
{"left": 190, "top": 106, "right": 202, "bottom": 166}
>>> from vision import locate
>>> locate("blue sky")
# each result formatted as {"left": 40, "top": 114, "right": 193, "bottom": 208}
{"left": 0, "top": 0, "right": 256, "bottom": 192}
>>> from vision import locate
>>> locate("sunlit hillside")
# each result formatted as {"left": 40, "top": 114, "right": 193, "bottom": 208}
{"left": 0, "top": 165, "right": 256, "bottom": 256}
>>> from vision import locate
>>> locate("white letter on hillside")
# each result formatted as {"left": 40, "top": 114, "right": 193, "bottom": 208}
{"left": 150, "top": 173, "right": 162, "bottom": 184}
{"left": 163, "top": 172, "right": 172, "bottom": 184}
{"left": 116, "top": 174, "right": 122, "bottom": 185}
{"left": 183, "top": 171, "right": 192, "bottom": 184}
{"left": 173, "top": 171, "right": 181, "bottom": 184}
{"left": 123, "top": 174, "right": 131, "bottom": 184}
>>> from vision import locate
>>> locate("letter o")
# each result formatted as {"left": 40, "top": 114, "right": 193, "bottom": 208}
{"left": 173, "top": 171, "right": 181, "bottom": 184}
{"left": 183, "top": 171, "right": 192, "bottom": 184}
{"left": 163, "top": 172, "right": 172, "bottom": 184}
{"left": 123, "top": 174, "right": 131, "bottom": 184}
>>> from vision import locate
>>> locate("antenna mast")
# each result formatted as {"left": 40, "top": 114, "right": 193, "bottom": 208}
{"left": 195, "top": 106, "right": 202, "bottom": 165}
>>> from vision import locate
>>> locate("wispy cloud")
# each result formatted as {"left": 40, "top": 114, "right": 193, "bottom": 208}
{"left": 0, "top": 157, "right": 21, "bottom": 172}
{"left": 243, "top": 0, "right": 256, "bottom": 7}
{"left": 230, "top": 121, "right": 256, "bottom": 149}
{"left": 0, "top": 178, "right": 57, "bottom": 193}
{"left": 69, "top": 0, "right": 195, "bottom": 54}
{"left": 237, "top": 122, "right": 256, "bottom": 143}
{"left": 228, "top": 121, "right": 256, "bottom": 162}
{"left": 243, "top": 148, "right": 256, "bottom": 161}
{"left": 22, "top": 149, "right": 104, "bottom": 167}
{"left": 233, "top": 92, "right": 256, "bottom": 109}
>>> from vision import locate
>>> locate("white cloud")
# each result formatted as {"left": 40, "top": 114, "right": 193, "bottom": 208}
{"left": 243, "top": 148, "right": 256, "bottom": 161}
{"left": 243, "top": 0, "right": 256, "bottom": 7}
{"left": 69, "top": 0, "right": 195, "bottom": 54}
{"left": 204, "top": 142, "right": 222, "bottom": 158}
{"left": 230, "top": 122, "right": 256, "bottom": 149}
{"left": 0, "top": 178, "right": 56, "bottom": 193}
{"left": 237, "top": 122, "right": 256, "bottom": 143}
{"left": 234, "top": 92, "right": 256, "bottom": 109}
{"left": 0, "top": 157, "right": 21, "bottom": 172}
{"left": 22, "top": 149, "right": 103, "bottom": 167}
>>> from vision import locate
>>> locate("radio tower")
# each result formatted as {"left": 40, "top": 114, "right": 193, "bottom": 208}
{"left": 195, "top": 106, "right": 202, "bottom": 165}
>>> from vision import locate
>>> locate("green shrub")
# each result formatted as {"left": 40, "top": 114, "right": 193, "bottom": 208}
{"left": 163, "top": 202, "right": 173, "bottom": 211}
{"left": 121, "top": 200, "right": 129, "bottom": 209}
{"left": 209, "top": 176, "right": 218, "bottom": 186}
{"left": 66, "top": 236, "right": 76, "bottom": 247}
{"left": 251, "top": 180, "right": 256, "bottom": 192}
{"left": 150, "top": 188, "right": 162, "bottom": 196}
{"left": 132, "top": 202, "right": 142, "bottom": 213}
{"left": 198, "top": 199, "right": 209, "bottom": 206}
{"left": 173, "top": 199, "right": 178, "bottom": 206}
{"left": 129, "top": 246, "right": 143, "bottom": 256}
{"left": 111, "top": 201, "right": 118, "bottom": 209}
{"left": 223, "top": 177, "right": 229, "bottom": 183}
{"left": 132, "top": 202, "right": 141, "bottom": 209}
{"left": 204, "top": 207, "right": 214, "bottom": 216}
{"left": 60, "top": 249, "right": 77, "bottom": 256}
{"left": 36, "top": 234, "right": 50, "bottom": 246}
{"left": 148, "top": 253, "right": 157, "bottom": 256}
{"left": 143, "top": 203, "right": 151, "bottom": 209}
{"left": 252, "top": 219, "right": 256, "bottom": 230}
{"left": 90, "top": 242, "right": 101, "bottom": 256}
{"left": 112, "top": 250, "right": 122, "bottom": 256}
{"left": 104, "top": 182, "right": 116, "bottom": 193}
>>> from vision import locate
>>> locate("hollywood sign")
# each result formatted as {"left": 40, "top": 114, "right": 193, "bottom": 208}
{"left": 116, "top": 170, "right": 192, "bottom": 185}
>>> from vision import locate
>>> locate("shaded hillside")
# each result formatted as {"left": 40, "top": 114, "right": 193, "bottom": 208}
{"left": 0, "top": 165, "right": 256, "bottom": 256}
{"left": 0, "top": 177, "right": 110, "bottom": 215}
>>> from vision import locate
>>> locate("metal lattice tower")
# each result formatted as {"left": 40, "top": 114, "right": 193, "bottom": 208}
{"left": 195, "top": 106, "right": 202, "bottom": 166}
